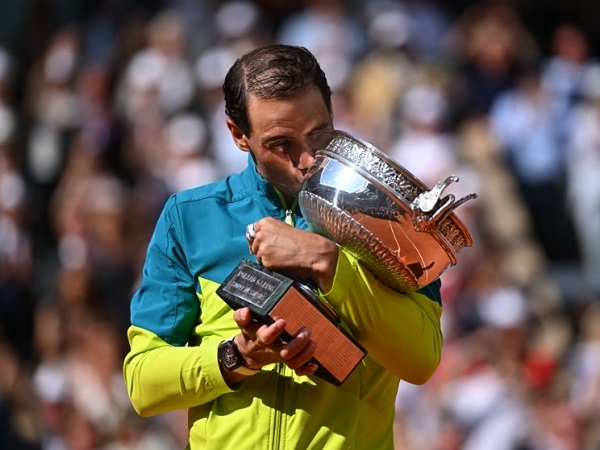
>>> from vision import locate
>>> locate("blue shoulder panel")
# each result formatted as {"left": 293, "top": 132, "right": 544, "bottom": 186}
{"left": 416, "top": 278, "right": 442, "bottom": 305}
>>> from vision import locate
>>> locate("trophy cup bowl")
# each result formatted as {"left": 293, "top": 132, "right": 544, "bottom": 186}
{"left": 298, "top": 130, "right": 477, "bottom": 292}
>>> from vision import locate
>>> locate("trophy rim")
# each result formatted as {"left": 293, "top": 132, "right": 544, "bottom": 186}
{"left": 322, "top": 131, "right": 432, "bottom": 193}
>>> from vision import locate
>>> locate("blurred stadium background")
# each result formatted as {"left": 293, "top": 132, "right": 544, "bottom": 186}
{"left": 1, "top": 1, "right": 600, "bottom": 449}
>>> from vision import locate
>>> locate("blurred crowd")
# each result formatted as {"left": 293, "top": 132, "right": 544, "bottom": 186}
{"left": 1, "top": 1, "right": 600, "bottom": 449}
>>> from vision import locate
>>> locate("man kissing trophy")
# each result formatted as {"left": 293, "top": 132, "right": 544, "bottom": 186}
{"left": 218, "top": 130, "right": 477, "bottom": 386}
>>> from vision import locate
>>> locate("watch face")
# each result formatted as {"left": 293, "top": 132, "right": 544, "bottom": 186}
{"left": 219, "top": 340, "right": 241, "bottom": 370}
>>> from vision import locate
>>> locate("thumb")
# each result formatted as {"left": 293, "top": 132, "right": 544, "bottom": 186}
{"left": 233, "top": 307, "right": 253, "bottom": 327}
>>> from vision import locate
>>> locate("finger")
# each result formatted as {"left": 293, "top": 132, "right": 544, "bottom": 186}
{"left": 279, "top": 327, "right": 311, "bottom": 359}
{"left": 233, "top": 307, "right": 253, "bottom": 327}
{"left": 294, "top": 362, "right": 319, "bottom": 377}
{"left": 254, "top": 318, "right": 286, "bottom": 346}
{"left": 283, "top": 338, "right": 317, "bottom": 371}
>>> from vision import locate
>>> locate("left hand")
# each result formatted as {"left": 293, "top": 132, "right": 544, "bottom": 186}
{"left": 247, "top": 217, "right": 338, "bottom": 292}
{"left": 233, "top": 307, "right": 318, "bottom": 375}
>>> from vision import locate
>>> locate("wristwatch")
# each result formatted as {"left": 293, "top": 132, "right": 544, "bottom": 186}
{"left": 218, "top": 337, "right": 260, "bottom": 376}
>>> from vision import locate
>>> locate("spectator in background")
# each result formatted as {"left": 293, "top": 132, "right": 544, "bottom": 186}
{"left": 569, "top": 302, "right": 600, "bottom": 449}
{"left": 161, "top": 112, "right": 223, "bottom": 194}
{"left": 344, "top": 0, "right": 417, "bottom": 147}
{"left": 118, "top": 9, "right": 194, "bottom": 119}
{"left": 541, "top": 23, "right": 595, "bottom": 135}
{"left": 277, "top": 0, "right": 366, "bottom": 83}
{"left": 389, "top": 80, "right": 457, "bottom": 188}
{"left": 444, "top": 2, "right": 539, "bottom": 119}
{"left": 564, "top": 62, "right": 600, "bottom": 293}
{"left": 193, "top": 0, "right": 271, "bottom": 175}
{"left": 0, "top": 46, "right": 16, "bottom": 138}
{"left": 489, "top": 65, "right": 579, "bottom": 262}
{"left": 0, "top": 151, "right": 34, "bottom": 362}
{"left": 22, "top": 26, "right": 82, "bottom": 188}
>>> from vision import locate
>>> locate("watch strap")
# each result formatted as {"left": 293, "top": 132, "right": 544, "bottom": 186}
{"left": 233, "top": 363, "right": 261, "bottom": 376}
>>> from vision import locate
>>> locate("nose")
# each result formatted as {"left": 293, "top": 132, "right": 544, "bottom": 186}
{"left": 297, "top": 149, "right": 315, "bottom": 171}
{"left": 290, "top": 140, "right": 316, "bottom": 172}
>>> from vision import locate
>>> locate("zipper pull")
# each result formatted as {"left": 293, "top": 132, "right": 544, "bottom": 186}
{"left": 284, "top": 209, "right": 294, "bottom": 226}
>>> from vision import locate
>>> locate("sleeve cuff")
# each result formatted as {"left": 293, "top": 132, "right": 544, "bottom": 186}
{"left": 321, "top": 249, "right": 356, "bottom": 303}
{"left": 199, "top": 337, "right": 240, "bottom": 394}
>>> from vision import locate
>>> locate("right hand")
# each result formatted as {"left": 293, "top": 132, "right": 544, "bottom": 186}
{"left": 247, "top": 218, "right": 338, "bottom": 292}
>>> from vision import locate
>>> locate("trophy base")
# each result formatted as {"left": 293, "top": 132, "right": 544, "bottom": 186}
{"left": 217, "top": 259, "right": 366, "bottom": 386}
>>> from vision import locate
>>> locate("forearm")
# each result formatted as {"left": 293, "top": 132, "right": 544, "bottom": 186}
{"left": 123, "top": 326, "right": 234, "bottom": 417}
{"left": 323, "top": 251, "right": 443, "bottom": 384}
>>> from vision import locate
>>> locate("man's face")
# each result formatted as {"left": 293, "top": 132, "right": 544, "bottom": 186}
{"left": 230, "top": 87, "right": 334, "bottom": 199}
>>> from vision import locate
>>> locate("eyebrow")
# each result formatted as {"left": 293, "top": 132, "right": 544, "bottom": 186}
{"left": 259, "top": 134, "right": 288, "bottom": 147}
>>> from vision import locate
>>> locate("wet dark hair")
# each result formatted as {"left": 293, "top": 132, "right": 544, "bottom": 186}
{"left": 223, "top": 44, "right": 332, "bottom": 136}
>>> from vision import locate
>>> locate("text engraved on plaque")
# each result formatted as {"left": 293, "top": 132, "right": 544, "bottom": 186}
{"left": 220, "top": 264, "right": 283, "bottom": 309}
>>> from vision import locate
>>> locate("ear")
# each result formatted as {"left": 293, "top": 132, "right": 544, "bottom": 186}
{"left": 226, "top": 118, "right": 251, "bottom": 152}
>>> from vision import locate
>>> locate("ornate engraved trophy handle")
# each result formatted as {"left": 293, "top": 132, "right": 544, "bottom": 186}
{"left": 411, "top": 175, "right": 477, "bottom": 232}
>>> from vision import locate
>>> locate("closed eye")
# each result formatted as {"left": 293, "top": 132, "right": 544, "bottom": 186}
{"left": 267, "top": 140, "right": 291, "bottom": 153}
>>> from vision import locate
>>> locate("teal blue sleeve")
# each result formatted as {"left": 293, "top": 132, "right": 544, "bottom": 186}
{"left": 417, "top": 279, "right": 442, "bottom": 305}
{"left": 130, "top": 195, "right": 199, "bottom": 346}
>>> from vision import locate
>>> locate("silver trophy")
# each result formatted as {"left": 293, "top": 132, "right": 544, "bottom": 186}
{"left": 299, "top": 130, "right": 477, "bottom": 292}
